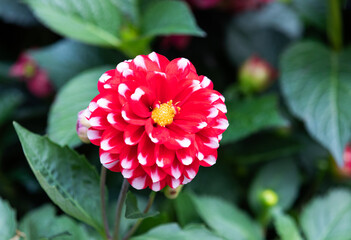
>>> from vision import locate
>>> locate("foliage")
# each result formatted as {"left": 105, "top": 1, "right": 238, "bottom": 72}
{"left": 1, "top": 0, "right": 351, "bottom": 239}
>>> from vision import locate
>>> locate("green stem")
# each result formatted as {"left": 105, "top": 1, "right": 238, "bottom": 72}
{"left": 100, "top": 167, "right": 111, "bottom": 240}
{"left": 122, "top": 191, "right": 157, "bottom": 240}
{"left": 327, "top": 0, "right": 343, "bottom": 51}
{"left": 112, "top": 179, "right": 130, "bottom": 240}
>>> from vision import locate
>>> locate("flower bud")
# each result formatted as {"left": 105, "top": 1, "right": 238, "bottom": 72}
{"left": 259, "top": 189, "right": 279, "bottom": 207}
{"left": 10, "top": 53, "right": 37, "bottom": 79}
{"left": 238, "top": 55, "right": 277, "bottom": 94}
{"left": 76, "top": 109, "right": 91, "bottom": 144}
{"left": 164, "top": 185, "right": 183, "bottom": 199}
{"left": 335, "top": 144, "right": 351, "bottom": 177}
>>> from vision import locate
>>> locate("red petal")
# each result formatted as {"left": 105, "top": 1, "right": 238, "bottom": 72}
{"left": 166, "top": 58, "right": 191, "bottom": 79}
{"left": 124, "top": 125, "right": 145, "bottom": 145}
{"left": 107, "top": 112, "right": 128, "bottom": 131}
{"left": 100, "top": 127, "right": 126, "bottom": 154}
{"left": 145, "top": 118, "right": 170, "bottom": 144}
{"left": 89, "top": 108, "right": 109, "bottom": 130}
{"left": 148, "top": 52, "right": 170, "bottom": 71}
{"left": 131, "top": 55, "right": 160, "bottom": 72}
{"left": 96, "top": 91, "right": 122, "bottom": 112}
{"left": 128, "top": 174, "right": 150, "bottom": 190}
{"left": 155, "top": 144, "right": 175, "bottom": 167}
{"left": 121, "top": 103, "right": 147, "bottom": 125}
{"left": 99, "top": 150, "right": 121, "bottom": 172}
{"left": 137, "top": 134, "right": 156, "bottom": 166}
{"left": 176, "top": 144, "right": 196, "bottom": 166}
{"left": 120, "top": 145, "right": 139, "bottom": 170}
{"left": 163, "top": 159, "right": 184, "bottom": 179}
{"left": 143, "top": 165, "right": 167, "bottom": 183}
{"left": 87, "top": 128, "right": 103, "bottom": 145}
{"left": 166, "top": 175, "right": 184, "bottom": 189}
{"left": 121, "top": 165, "right": 145, "bottom": 179}
{"left": 163, "top": 125, "right": 192, "bottom": 150}
{"left": 199, "top": 75, "right": 213, "bottom": 89}
{"left": 149, "top": 180, "right": 167, "bottom": 191}
{"left": 183, "top": 161, "right": 200, "bottom": 180}
{"left": 199, "top": 150, "right": 217, "bottom": 167}
{"left": 98, "top": 69, "right": 117, "bottom": 93}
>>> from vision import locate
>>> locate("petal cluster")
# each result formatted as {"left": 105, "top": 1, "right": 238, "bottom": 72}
{"left": 85, "top": 52, "right": 228, "bottom": 191}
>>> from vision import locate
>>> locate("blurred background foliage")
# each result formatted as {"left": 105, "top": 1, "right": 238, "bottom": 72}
{"left": 1, "top": 0, "right": 351, "bottom": 239}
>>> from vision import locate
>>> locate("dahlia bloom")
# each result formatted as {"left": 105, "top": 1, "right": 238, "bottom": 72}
{"left": 85, "top": 52, "right": 228, "bottom": 191}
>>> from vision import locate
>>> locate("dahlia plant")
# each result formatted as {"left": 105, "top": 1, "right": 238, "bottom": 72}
{"left": 3, "top": 0, "right": 351, "bottom": 240}
{"left": 84, "top": 53, "right": 228, "bottom": 191}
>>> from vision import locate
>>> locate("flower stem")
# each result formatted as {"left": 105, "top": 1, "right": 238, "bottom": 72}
{"left": 327, "top": 0, "right": 343, "bottom": 51}
{"left": 100, "top": 167, "right": 110, "bottom": 240}
{"left": 122, "top": 191, "right": 157, "bottom": 240}
{"left": 112, "top": 179, "right": 130, "bottom": 240}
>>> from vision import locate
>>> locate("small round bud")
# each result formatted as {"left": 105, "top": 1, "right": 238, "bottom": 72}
{"left": 259, "top": 189, "right": 279, "bottom": 207}
{"left": 76, "top": 109, "right": 91, "bottom": 144}
{"left": 164, "top": 185, "right": 183, "bottom": 199}
{"left": 239, "top": 55, "right": 277, "bottom": 94}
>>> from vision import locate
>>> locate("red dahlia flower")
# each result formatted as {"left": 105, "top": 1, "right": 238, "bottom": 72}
{"left": 84, "top": 52, "right": 228, "bottom": 191}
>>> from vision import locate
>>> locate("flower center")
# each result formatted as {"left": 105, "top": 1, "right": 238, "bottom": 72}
{"left": 151, "top": 100, "right": 177, "bottom": 127}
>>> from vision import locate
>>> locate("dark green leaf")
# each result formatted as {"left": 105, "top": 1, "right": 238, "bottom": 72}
{"left": 292, "top": 0, "right": 327, "bottom": 30}
{"left": 221, "top": 94, "right": 286, "bottom": 144}
{"left": 47, "top": 66, "right": 112, "bottom": 147}
{"left": 109, "top": 0, "right": 139, "bottom": 24}
{"left": 174, "top": 192, "right": 201, "bottom": 227}
{"left": 125, "top": 192, "right": 159, "bottom": 219}
{"left": 0, "top": 197, "right": 16, "bottom": 240}
{"left": 226, "top": 2, "right": 302, "bottom": 66}
{"left": 0, "top": 89, "right": 23, "bottom": 126}
{"left": 280, "top": 41, "right": 351, "bottom": 166}
{"left": 25, "top": 0, "right": 122, "bottom": 47}
{"left": 13, "top": 122, "right": 104, "bottom": 234}
{"left": 273, "top": 209, "right": 303, "bottom": 240}
{"left": 300, "top": 189, "right": 351, "bottom": 240}
{"left": 131, "top": 223, "right": 222, "bottom": 240}
{"left": 249, "top": 160, "right": 300, "bottom": 212}
{"left": 191, "top": 194, "right": 263, "bottom": 240}
{"left": 0, "top": 0, "right": 37, "bottom": 26}
{"left": 19, "top": 205, "right": 91, "bottom": 240}
{"left": 141, "top": 0, "right": 205, "bottom": 37}
{"left": 29, "top": 39, "right": 121, "bottom": 88}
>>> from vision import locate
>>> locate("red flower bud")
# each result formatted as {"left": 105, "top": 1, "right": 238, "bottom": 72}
{"left": 238, "top": 55, "right": 277, "bottom": 94}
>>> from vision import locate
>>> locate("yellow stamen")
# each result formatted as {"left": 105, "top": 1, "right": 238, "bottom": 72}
{"left": 151, "top": 100, "right": 177, "bottom": 127}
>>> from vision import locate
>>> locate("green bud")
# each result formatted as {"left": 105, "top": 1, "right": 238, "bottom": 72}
{"left": 259, "top": 189, "right": 279, "bottom": 207}
{"left": 164, "top": 185, "right": 183, "bottom": 199}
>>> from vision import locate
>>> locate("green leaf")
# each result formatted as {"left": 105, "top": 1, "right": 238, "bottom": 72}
{"left": 13, "top": 122, "right": 104, "bottom": 235}
{"left": 300, "top": 189, "right": 351, "bottom": 240}
{"left": 226, "top": 2, "right": 302, "bottom": 66}
{"left": 221, "top": 94, "right": 286, "bottom": 144}
{"left": 0, "top": 197, "right": 16, "bottom": 240}
{"left": 273, "top": 210, "right": 303, "bottom": 240}
{"left": 131, "top": 223, "right": 222, "bottom": 240}
{"left": 174, "top": 192, "right": 201, "bottom": 227}
{"left": 191, "top": 195, "right": 263, "bottom": 240}
{"left": 280, "top": 41, "right": 351, "bottom": 166}
{"left": 125, "top": 192, "right": 159, "bottom": 219}
{"left": 249, "top": 160, "right": 300, "bottom": 212}
{"left": 0, "top": 89, "right": 23, "bottom": 127}
{"left": 25, "top": 0, "right": 122, "bottom": 47}
{"left": 20, "top": 205, "right": 91, "bottom": 240}
{"left": 109, "top": 0, "right": 139, "bottom": 24}
{"left": 29, "top": 39, "right": 121, "bottom": 88}
{"left": 141, "top": 0, "right": 205, "bottom": 37}
{"left": 47, "top": 66, "right": 112, "bottom": 147}
{"left": 292, "top": 0, "right": 327, "bottom": 30}
{"left": 0, "top": 0, "right": 37, "bottom": 26}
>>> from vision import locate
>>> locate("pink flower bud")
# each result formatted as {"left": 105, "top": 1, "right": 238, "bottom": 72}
{"left": 339, "top": 144, "right": 351, "bottom": 176}
{"left": 9, "top": 53, "right": 37, "bottom": 79}
{"left": 161, "top": 35, "right": 192, "bottom": 51}
{"left": 76, "top": 109, "right": 91, "bottom": 144}
{"left": 238, "top": 55, "right": 277, "bottom": 94}
{"left": 26, "top": 70, "right": 53, "bottom": 98}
